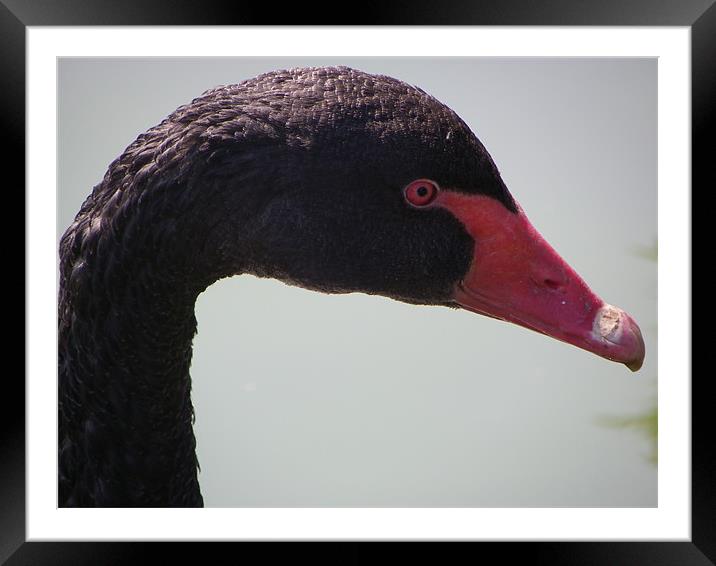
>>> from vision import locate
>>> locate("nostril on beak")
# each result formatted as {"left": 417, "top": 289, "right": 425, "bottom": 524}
{"left": 529, "top": 261, "right": 568, "bottom": 292}
{"left": 530, "top": 273, "right": 567, "bottom": 292}
{"left": 543, "top": 278, "right": 561, "bottom": 291}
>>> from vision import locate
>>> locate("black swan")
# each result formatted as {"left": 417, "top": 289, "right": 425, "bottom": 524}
{"left": 58, "top": 66, "right": 645, "bottom": 507}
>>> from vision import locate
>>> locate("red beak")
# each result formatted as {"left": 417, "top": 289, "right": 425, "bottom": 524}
{"left": 437, "top": 191, "right": 646, "bottom": 371}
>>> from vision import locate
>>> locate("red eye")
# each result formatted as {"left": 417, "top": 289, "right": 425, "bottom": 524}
{"left": 404, "top": 179, "right": 439, "bottom": 207}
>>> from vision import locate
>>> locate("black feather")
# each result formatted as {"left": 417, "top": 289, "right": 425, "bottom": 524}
{"left": 58, "top": 66, "right": 515, "bottom": 507}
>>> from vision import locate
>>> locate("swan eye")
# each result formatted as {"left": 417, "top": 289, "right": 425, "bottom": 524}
{"left": 404, "top": 180, "right": 439, "bottom": 207}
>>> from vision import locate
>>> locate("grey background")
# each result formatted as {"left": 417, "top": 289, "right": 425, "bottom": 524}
{"left": 58, "top": 57, "right": 657, "bottom": 507}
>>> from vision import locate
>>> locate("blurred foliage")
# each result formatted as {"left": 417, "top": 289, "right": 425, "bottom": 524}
{"left": 632, "top": 239, "right": 658, "bottom": 262}
{"left": 600, "top": 404, "right": 658, "bottom": 464}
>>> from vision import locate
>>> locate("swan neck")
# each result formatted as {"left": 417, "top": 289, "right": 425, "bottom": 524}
{"left": 58, "top": 249, "right": 206, "bottom": 506}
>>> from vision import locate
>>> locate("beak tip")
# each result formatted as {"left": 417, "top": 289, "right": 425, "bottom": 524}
{"left": 625, "top": 355, "right": 644, "bottom": 372}
{"left": 624, "top": 320, "right": 646, "bottom": 372}
{"left": 595, "top": 305, "right": 645, "bottom": 372}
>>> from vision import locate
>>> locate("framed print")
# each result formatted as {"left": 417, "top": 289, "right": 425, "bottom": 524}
{"left": 7, "top": 1, "right": 711, "bottom": 563}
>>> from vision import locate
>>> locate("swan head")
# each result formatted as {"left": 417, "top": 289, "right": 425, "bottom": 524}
{"left": 114, "top": 66, "right": 647, "bottom": 371}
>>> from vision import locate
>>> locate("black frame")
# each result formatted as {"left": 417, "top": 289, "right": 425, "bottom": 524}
{"left": 6, "top": 1, "right": 710, "bottom": 563}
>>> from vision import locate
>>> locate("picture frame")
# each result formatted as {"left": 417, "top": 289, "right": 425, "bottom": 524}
{"left": 7, "top": 1, "right": 709, "bottom": 563}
